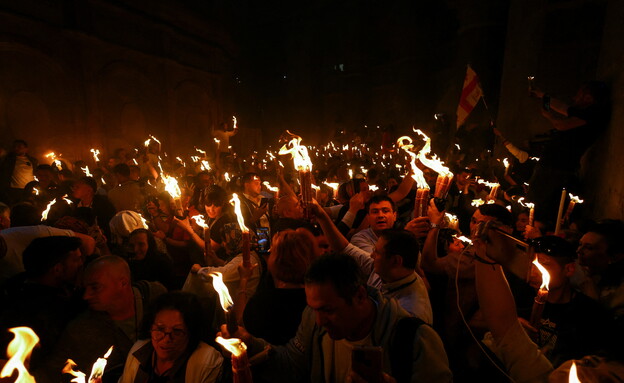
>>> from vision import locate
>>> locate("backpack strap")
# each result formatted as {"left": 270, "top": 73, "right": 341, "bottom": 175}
{"left": 390, "top": 316, "right": 426, "bottom": 383}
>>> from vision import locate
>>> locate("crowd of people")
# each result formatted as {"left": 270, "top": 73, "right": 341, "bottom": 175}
{"left": 0, "top": 80, "right": 621, "bottom": 382}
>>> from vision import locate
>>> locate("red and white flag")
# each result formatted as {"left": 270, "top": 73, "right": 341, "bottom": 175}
{"left": 456, "top": 65, "right": 483, "bottom": 128}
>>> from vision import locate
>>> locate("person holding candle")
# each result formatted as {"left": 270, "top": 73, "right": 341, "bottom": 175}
{"left": 520, "top": 236, "right": 609, "bottom": 366}
{"left": 349, "top": 195, "right": 398, "bottom": 254}
{"left": 220, "top": 253, "right": 451, "bottom": 383}
{"left": 119, "top": 291, "right": 223, "bottom": 382}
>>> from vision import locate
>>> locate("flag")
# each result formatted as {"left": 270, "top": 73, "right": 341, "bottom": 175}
{"left": 456, "top": 65, "right": 483, "bottom": 128}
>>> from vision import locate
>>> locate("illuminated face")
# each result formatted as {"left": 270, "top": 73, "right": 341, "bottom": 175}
{"left": 577, "top": 232, "right": 610, "bottom": 275}
{"left": 83, "top": 268, "right": 126, "bottom": 313}
{"left": 447, "top": 237, "right": 465, "bottom": 255}
{"left": 368, "top": 201, "right": 396, "bottom": 233}
{"left": 515, "top": 212, "right": 530, "bottom": 233}
{"left": 129, "top": 232, "right": 149, "bottom": 260}
{"left": 470, "top": 210, "right": 496, "bottom": 237}
{"left": 151, "top": 309, "right": 189, "bottom": 363}
{"left": 205, "top": 204, "right": 223, "bottom": 219}
{"left": 305, "top": 282, "right": 364, "bottom": 340}
{"left": 244, "top": 177, "right": 262, "bottom": 197}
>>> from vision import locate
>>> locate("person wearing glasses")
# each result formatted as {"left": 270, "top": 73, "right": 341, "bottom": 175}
{"left": 119, "top": 291, "right": 223, "bottom": 382}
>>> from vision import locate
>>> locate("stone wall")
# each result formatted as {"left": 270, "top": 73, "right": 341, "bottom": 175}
{"left": 0, "top": 0, "right": 235, "bottom": 165}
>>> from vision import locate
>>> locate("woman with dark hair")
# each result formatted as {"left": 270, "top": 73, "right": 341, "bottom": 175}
{"left": 176, "top": 185, "right": 241, "bottom": 265}
{"left": 119, "top": 291, "right": 223, "bottom": 382}
{"left": 128, "top": 229, "right": 175, "bottom": 290}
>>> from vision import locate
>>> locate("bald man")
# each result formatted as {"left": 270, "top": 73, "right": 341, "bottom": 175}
{"left": 35, "top": 255, "right": 166, "bottom": 383}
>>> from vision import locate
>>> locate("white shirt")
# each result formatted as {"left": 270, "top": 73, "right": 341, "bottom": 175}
{"left": 10, "top": 155, "right": 34, "bottom": 188}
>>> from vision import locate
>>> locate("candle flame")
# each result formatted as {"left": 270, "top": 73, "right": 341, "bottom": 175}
{"left": 54, "top": 159, "right": 63, "bottom": 169}
{"left": 45, "top": 152, "right": 57, "bottom": 160}
{"left": 414, "top": 129, "right": 453, "bottom": 177}
{"left": 90, "top": 149, "right": 100, "bottom": 162}
{"left": 209, "top": 272, "right": 233, "bottom": 311}
{"left": 568, "top": 361, "right": 581, "bottom": 383}
{"left": 224, "top": 172, "right": 231, "bottom": 182}
{"left": 368, "top": 185, "right": 378, "bottom": 192}
{"left": 263, "top": 181, "right": 279, "bottom": 193}
{"left": 232, "top": 116, "right": 237, "bottom": 130}
{"left": 62, "top": 194, "right": 73, "bottom": 205}
{"left": 503, "top": 158, "right": 510, "bottom": 170}
{"left": 569, "top": 193, "right": 584, "bottom": 204}
{"left": 532, "top": 257, "right": 550, "bottom": 291}
{"left": 195, "top": 147, "right": 207, "bottom": 156}
{"left": 453, "top": 235, "right": 473, "bottom": 245}
{"left": 191, "top": 156, "right": 200, "bottom": 163}
{"left": 162, "top": 175, "right": 181, "bottom": 199}
{"left": 62, "top": 359, "right": 86, "bottom": 383}
{"left": 176, "top": 157, "right": 186, "bottom": 167}
{"left": 230, "top": 193, "right": 249, "bottom": 233}
{"left": 33, "top": 187, "right": 40, "bottom": 196}
{"left": 216, "top": 336, "right": 247, "bottom": 357}
{"left": 396, "top": 136, "right": 429, "bottom": 189}
{"left": 138, "top": 214, "right": 149, "bottom": 229}
{"left": 191, "top": 214, "right": 208, "bottom": 229}
{"left": 87, "top": 346, "right": 113, "bottom": 382}
{"left": 471, "top": 199, "right": 485, "bottom": 207}
{"left": 132, "top": 158, "right": 138, "bottom": 165}
{"left": 529, "top": 157, "right": 540, "bottom": 161}
{"left": 323, "top": 181, "right": 339, "bottom": 196}
{"left": 477, "top": 179, "right": 500, "bottom": 188}
{"left": 41, "top": 199, "right": 57, "bottom": 221}
{"left": 0, "top": 327, "right": 39, "bottom": 383}
{"left": 517, "top": 197, "right": 535, "bottom": 210}
{"left": 200, "top": 160, "right": 211, "bottom": 171}
{"left": 278, "top": 131, "right": 313, "bottom": 172}
{"left": 81, "top": 166, "right": 92, "bottom": 177}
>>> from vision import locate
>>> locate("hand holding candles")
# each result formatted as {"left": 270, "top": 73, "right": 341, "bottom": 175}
{"left": 279, "top": 131, "right": 314, "bottom": 220}
{"left": 414, "top": 129, "right": 454, "bottom": 198}
{"left": 564, "top": 193, "right": 584, "bottom": 223}
{"left": 216, "top": 337, "right": 253, "bottom": 383}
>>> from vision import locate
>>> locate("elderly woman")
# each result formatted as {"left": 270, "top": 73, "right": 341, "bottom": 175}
{"left": 119, "top": 291, "right": 223, "bottom": 382}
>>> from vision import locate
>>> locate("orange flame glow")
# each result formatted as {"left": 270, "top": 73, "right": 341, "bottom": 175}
{"left": 216, "top": 336, "right": 247, "bottom": 357}
{"left": 191, "top": 215, "right": 208, "bottom": 229}
{"left": 0, "top": 327, "right": 39, "bottom": 383}
{"left": 532, "top": 258, "right": 551, "bottom": 291}
{"left": 41, "top": 198, "right": 57, "bottom": 221}
{"left": 396, "top": 136, "right": 429, "bottom": 189}
{"left": 278, "top": 131, "right": 313, "bottom": 172}
{"left": 210, "top": 272, "right": 234, "bottom": 312}
{"left": 263, "top": 181, "right": 279, "bottom": 193}
{"left": 81, "top": 166, "right": 92, "bottom": 177}
{"left": 230, "top": 193, "right": 249, "bottom": 233}
{"left": 568, "top": 361, "right": 581, "bottom": 383}
{"left": 62, "top": 359, "right": 86, "bottom": 383}
{"left": 414, "top": 129, "right": 453, "bottom": 177}
{"left": 569, "top": 193, "right": 584, "bottom": 204}
{"left": 162, "top": 175, "right": 181, "bottom": 199}
{"left": 90, "top": 149, "right": 100, "bottom": 162}
{"left": 87, "top": 346, "right": 114, "bottom": 382}
{"left": 471, "top": 199, "right": 485, "bottom": 207}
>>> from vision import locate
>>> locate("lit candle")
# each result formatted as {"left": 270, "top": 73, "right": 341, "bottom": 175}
{"left": 397, "top": 136, "right": 430, "bottom": 217}
{"left": 564, "top": 193, "right": 584, "bottom": 223}
{"left": 216, "top": 337, "right": 252, "bottom": 383}
{"left": 230, "top": 193, "right": 251, "bottom": 268}
{"left": 1, "top": 326, "right": 39, "bottom": 382}
{"left": 414, "top": 129, "right": 454, "bottom": 198}
{"left": 210, "top": 272, "right": 238, "bottom": 335}
{"left": 529, "top": 257, "right": 550, "bottom": 333}
{"left": 162, "top": 174, "right": 184, "bottom": 218}
{"left": 279, "top": 131, "right": 314, "bottom": 220}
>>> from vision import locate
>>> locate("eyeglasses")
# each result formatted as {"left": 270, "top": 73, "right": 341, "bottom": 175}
{"left": 531, "top": 236, "right": 574, "bottom": 258}
{"left": 150, "top": 326, "right": 187, "bottom": 341}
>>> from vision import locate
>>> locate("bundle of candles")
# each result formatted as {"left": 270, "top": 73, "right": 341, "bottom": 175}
{"left": 396, "top": 136, "right": 430, "bottom": 218}
{"left": 414, "top": 129, "right": 454, "bottom": 199}
{"left": 279, "top": 131, "right": 314, "bottom": 220}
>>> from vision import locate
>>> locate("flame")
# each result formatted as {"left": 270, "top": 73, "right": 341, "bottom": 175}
{"left": 568, "top": 361, "right": 581, "bottom": 383}
{"left": 144, "top": 134, "right": 161, "bottom": 149}
{"left": 224, "top": 172, "right": 231, "bottom": 182}
{"left": 267, "top": 151, "right": 275, "bottom": 160}
{"left": 348, "top": 169, "right": 353, "bottom": 179}
{"left": 138, "top": 214, "right": 149, "bottom": 229}
{"left": 132, "top": 158, "right": 138, "bottom": 165}
{"left": 209, "top": 272, "right": 234, "bottom": 312}
{"left": 33, "top": 187, "right": 40, "bottom": 196}
{"left": 278, "top": 131, "right": 313, "bottom": 172}
{"left": 81, "top": 166, "right": 92, "bottom": 177}
{"left": 445, "top": 213, "right": 458, "bottom": 223}
{"left": 396, "top": 136, "right": 429, "bottom": 189}
{"left": 532, "top": 257, "right": 550, "bottom": 291}
{"left": 517, "top": 197, "right": 535, "bottom": 210}
{"left": 414, "top": 129, "right": 453, "bottom": 177}
{"left": 471, "top": 199, "right": 485, "bottom": 207}
{"left": 54, "top": 160, "right": 63, "bottom": 169}
{"left": 503, "top": 158, "right": 510, "bottom": 170}
{"left": 569, "top": 193, "right": 584, "bottom": 204}
{"left": 529, "top": 157, "right": 540, "bottom": 161}
{"left": 216, "top": 336, "right": 247, "bottom": 357}
{"left": 0, "top": 327, "right": 39, "bottom": 383}
{"left": 162, "top": 175, "right": 181, "bottom": 199}
{"left": 101, "top": 177, "right": 106, "bottom": 185}
{"left": 368, "top": 185, "right": 378, "bottom": 192}
{"left": 323, "top": 181, "right": 339, "bottom": 196}
{"left": 62, "top": 359, "right": 86, "bottom": 383}
{"left": 453, "top": 235, "right": 473, "bottom": 245}
{"left": 191, "top": 156, "right": 200, "bottom": 163}
{"left": 191, "top": 214, "right": 208, "bottom": 229}
{"left": 87, "top": 346, "right": 113, "bottom": 382}
{"left": 195, "top": 148, "right": 207, "bottom": 156}
{"left": 45, "top": 152, "right": 57, "bottom": 160}
{"left": 263, "top": 181, "right": 278, "bottom": 192}
{"left": 230, "top": 193, "right": 250, "bottom": 233}
{"left": 477, "top": 179, "right": 500, "bottom": 189}
{"left": 455, "top": 144, "right": 461, "bottom": 150}
{"left": 232, "top": 116, "right": 237, "bottom": 130}
{"left": 62, "top": 194, "right": 73, "bottom": 205}
{"left": 41, "top": 199, "right": 57, "bottom": 221}
{"left": 90, "top": 149, "right": 100, "bottom": 162}
{"left": 176, "top": 157, "right": 186, "bottom": 167}
{"left": 200, "top": 160, "right": 211, "bottom": 171}
{"left": 213, "top": 138, "right": 220, "bottom": 146}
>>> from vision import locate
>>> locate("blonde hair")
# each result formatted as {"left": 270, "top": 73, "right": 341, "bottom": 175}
{"left": 269, "top": 228, "right": 317, "bottom": 284}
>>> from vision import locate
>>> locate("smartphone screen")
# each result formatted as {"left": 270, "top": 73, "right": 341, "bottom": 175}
{"left": 255, "top": 227, "right": 270, "bottom": 253}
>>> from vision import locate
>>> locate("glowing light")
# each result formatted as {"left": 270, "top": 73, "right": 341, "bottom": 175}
{"left": 90, "top": 149, "right": 100, "bottom": 162}
{"left": 224, "top": 172, "right": 231, "bottom": 182}
{"left": 278, "top": 131, "right": 313, "bottom": 172}
{"left": 87, "top": 346, "right": 114, "bottom": 382}
{"left": 569, "top": 193, "right": 584, "bottom": 204}
{"left": 568, "top": 361, "right": 581, "bottom": 383}
{"left": 41, "top": 199, "right": 57, "bottom": 221}
{"left": 414, "top": 129, "right": 453, "bottom": 177}
{"left": 62, "top": 359, "right": 86, "bottom": 383}
{"left": 216, "top": 336, "right": 247, "bottom": 357}
{"left": 396, "top": 136, "right": 429, "bottom": 189}
{"left": 232, "top": 115, "right": 237, "bottom": 130}
{"left": 453, "top": 235, "right": 473, "bottom": 245}
{"left": 162, "top": 175, "right": 181, "bottom": 199}
{"left": 230, "top": 193, "right": 250, "bottom": 233}
{"left": 191, "top": 215, "right": 208, "bottom": 229}
{"left": 263, "top": 181, "right": 278, "bottom": 192}
{"left": 200, "top": 160, "right": 211, "bottom": 171}
{"left": 0, "top": 327, "right": 39, "bottom": 383}
{"left": 471, "top": 199, "right": 485, "bottom": 207}
{"left": 209, "top": 272, "right": 233, "bottom": 312}
{"left": 81, "top": 166, "right": 92, "bottom": 177}
{"left": 532, "top": 258, "right": 550, "bottom": 291}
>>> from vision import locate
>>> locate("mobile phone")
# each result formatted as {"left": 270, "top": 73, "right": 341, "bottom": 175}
{"left": 351, "top": 346, "right": 383, "bottom": 383}
{"left": 255, "top": 227, "right": 270, "bottom": 253}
